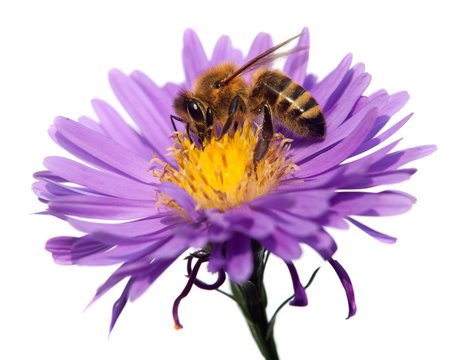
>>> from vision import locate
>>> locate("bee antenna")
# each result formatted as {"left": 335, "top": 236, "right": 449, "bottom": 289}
{"left": 222, "top": 32, "right": 303, "bottom": 85}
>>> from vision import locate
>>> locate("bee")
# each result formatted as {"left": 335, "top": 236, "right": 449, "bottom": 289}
{"left": 171, "top": 33, "right": 325, "bottom": 162}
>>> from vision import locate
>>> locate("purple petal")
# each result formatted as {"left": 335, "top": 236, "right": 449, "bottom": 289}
{"left": 312, "top": 54, "right": 352, "bottom": 107}
{"left": 283, "top": 28, "right": 309, "bottom": 84}
{"left": 33, "top": 179, "right": 84, "bottom": 201}
{"left": 92, "top": 264, "right": 140, "bottom": 303}
{"left": 298, "top": 107, "right": 379, "bottom": 177}
{"left": 53, "top": 117, "right": 156, "bottom": 183}
{"left": 182, "top": 29, "right": 209, "bottom": 88}
{"left": 339, "top": 169, "right": 417, "bottom": 189}
{"left": 221, "top": 208, "right": 276, "bottom": 239}
{"left": 271, "top": 182, "right": 336, "bottom": 197}
{"left": 46, "top": 233, "right": 165, "bottom": 266}
{"left": 364, "top": 91, "right": 410, "bottom": 139}
{"left": 91, "top": 98, "right": 153, "bottom": 159}
{"left": 32, "top": 181, "right": 52, "bottom": 201}
{"left": 244, "top": 32, "right": 273, "bottom": 63}
{"left": 210, "top": 35, "right": 242, "bottom": 66}
{"left": 156, "top": 182, "right": 199, "bottom": 221}
{"left": 89, "top": 243, "right": 168, "bottom": 265}
{"left": 285, "top": 167, "right": 346, "bottom": 189}
{"left": 382, "top": 91, "right": 410, "bottom": 115}
{"left": 48, "top": 195, "right": 157, "bottom": 220}
{"left": 317, "top": 212, "right": 349, "bottom": 229}
{"left": 325, "top": 65, "right": 371, "bottom": 131}
{"left": 46, "top": 235, "right": 109, "bottom": 265}
{"left": 108, "top": 69, "right": 172, "bottom": 161}
{"left": 331, "top": 190, "right": 416, "bottom": 217}
{"left": 369, "top": 145, "right": 437, "bottom": 172}
{"left": 207, "top": 223, "right": 233, "bottom": 243}
{"left": 91, "top": 254, "right": 177, "bottom": 308}
{"left": 323, "top": 62, "right": 367, "bottom": 114}
{"left": 163, "top": 82, "right": 180, "bottom": 98}
{"left": 110, "top": 278, "right": 133, "bottom": 332}
{"left": 33, "top": 170, "right": 66, "bottom": 183}
{"left": 262, "top": 209, "right": 319, "bottom": 238}
{"left": 251, "top": 189, "right": 332, "bottom": 219}
{"left": 286, "top": 262, "right": 308, "bottom": 306}
{"left": 349, "top": 94, "right": 370, "bottom": 115}
{"left": 34, "top": 173, "right": 109, "bottom": 199}
{"left": 259, "top": 229, "right": 302, "bottom": 261}
{"left": 170, "top": 222, "right": 209, "bottom": 248}
{"left": 367, "top": 169, "right": 417, "bottom": 186}
{"left": 250, "top": 193, "right": 295, "bottom": 209}
{"left": 78, "top": 116, "right": 103, "bottom": 133}
{"left": 303, "top": 73, "right": 318, "bottom": 91}
{"left": 300, "top": 230, "right": 337, "bottom": 260}
{"left": 207, "top": 243, "right": 225, "bottom": 274}
{"left": 49, "top": 125, "right": 124, "bottom": 179}
{"left": 130, "top": 71, "right": 177, "bottom": 129}
{"left": 226, "top": 234, "right": 252, "bottom": 283}
{"left": 341, "top": 139, "right": 402, "bottom": 176}
{"left": 46, "top": 233, "right": 169, "bottom": 266}
{"left": 328, "top": 258, "right": 357, "bottom": 319}
{"left": 293, "top": 93, "right": 388, "bottom": 165}
{"left": 44, "top": 156, "right": 156, "bottom": 200}
{"left": 203, "top": 210, "right": 234, "bottom": 242}
{"left": 347, "top": 217, "right": 397, "bottom": 243}
{"left": 355, "top": 113, "right": 413, "bottom": 155}
{"left": 65, "top": 215, "right": 176, "bottom": 238}
{"left": 151, "top": 235, "right": 189, "bottom": 259}
{"left": 128, "top": 256, "right": 180, "bottom": 301}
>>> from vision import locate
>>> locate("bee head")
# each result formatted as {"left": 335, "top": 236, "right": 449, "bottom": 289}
{"left": 173, "top": 91, "right": 205, "bottom": 122}
{"left": 173, "top": 90, "right": 211, "bottom": 143}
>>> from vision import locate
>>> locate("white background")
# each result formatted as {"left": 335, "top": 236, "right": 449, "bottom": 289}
{"left": 0, "top": 0, "right": 462, "bottom": 359}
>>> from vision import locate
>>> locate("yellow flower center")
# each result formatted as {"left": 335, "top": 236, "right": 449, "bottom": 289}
{"left": 154, "top": 121, "right": 295, "bottom": 212}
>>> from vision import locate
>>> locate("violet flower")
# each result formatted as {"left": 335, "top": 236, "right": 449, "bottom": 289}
{"left": 33, "top": 28, "right": 435, "bottom": 359}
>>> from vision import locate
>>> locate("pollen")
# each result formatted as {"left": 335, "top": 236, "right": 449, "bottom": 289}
{"left": 154, "top": 121, "right": 295, "bottom": 212}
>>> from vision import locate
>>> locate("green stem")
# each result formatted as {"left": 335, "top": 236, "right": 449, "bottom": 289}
{"left": 230, "top": 242, "right": 280, "bottom": 360}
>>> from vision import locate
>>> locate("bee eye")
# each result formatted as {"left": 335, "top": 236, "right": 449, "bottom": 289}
{"left": 186, "top": 99, "right": 204, "bottom": 122}
{"left": 213, "top": 81, "right": 222, "bottom": 89}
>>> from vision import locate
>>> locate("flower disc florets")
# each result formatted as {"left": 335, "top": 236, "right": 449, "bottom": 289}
{"left": 156, "top": 121, "right": 295, "bottom": 212}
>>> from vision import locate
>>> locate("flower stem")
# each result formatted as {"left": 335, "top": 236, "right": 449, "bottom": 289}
{"left": 230, "top": 242, "right": 280, "bottom": 360}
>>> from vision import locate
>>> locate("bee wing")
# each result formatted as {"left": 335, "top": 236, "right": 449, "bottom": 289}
{"left": 222, "top": 33, "right": 305, "bottom": 85}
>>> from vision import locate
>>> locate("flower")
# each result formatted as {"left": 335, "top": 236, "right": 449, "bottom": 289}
{"left": 33, "top": 28, "right": 435, "bottom": 339}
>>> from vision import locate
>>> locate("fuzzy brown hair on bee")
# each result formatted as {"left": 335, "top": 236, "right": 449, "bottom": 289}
{"left": 171, "top": 32, "right": 326, "bottom": 162}
{"left": 173, "top": 63, "right": 249, "bottom": 143}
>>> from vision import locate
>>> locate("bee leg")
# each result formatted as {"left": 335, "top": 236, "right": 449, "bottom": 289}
{"left": 184, "top": 123, "right": 193, "bottom": 144}
{"left": 220, "top": 95, "right": 241, "bottom": 139}
{"left": 170, "top": 114, "right": 203, "bottom": 149}
{"left": 253, "top": 103, "right": 273, "bottom": 163}
{"left": 170, "top": 114, "right": 188, "bottom": 143}
{"left": 170, "top": 114, "right": 186, "bottom": 132}
{"left": 205, "top": 107, "right": 214, "bottom": 141}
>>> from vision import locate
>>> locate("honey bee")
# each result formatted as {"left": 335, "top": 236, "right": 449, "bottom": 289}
{"left": 171, "top": 33, "right": 325, "bottom": 162}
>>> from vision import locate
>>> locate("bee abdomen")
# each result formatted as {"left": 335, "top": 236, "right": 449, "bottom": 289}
{"left": 286, "top": 90, "right": 325, "bottom": 137}
{"left": 252, "top": 70, "right": 325, "bottom": 138}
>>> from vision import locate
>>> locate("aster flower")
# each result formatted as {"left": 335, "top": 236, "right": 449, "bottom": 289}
{"left": 33, "top": 28, "right": 435, "bottom": 359}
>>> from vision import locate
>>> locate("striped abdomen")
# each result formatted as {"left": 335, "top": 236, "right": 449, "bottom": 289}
{"left": 251, "top": 69, "right": 325, "bottom": 138}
